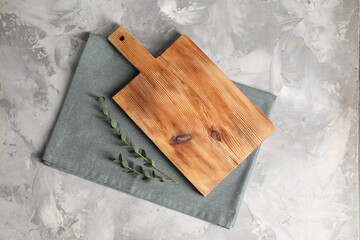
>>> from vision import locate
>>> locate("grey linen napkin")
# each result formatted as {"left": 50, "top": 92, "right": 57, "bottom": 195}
{"left": 43, "top": 33, "right": 276, "bottom": 229}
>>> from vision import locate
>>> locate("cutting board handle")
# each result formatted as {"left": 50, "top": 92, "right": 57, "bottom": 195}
{"left": 108, "top": 25, "right": 155, "bottom": 72}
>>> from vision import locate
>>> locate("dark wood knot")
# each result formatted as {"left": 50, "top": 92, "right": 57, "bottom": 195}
{"left": 210, "top": 129, "right": 221, "bottom": 141}
{"left": 171, "top": 134, "right": 192, "bottom": 145}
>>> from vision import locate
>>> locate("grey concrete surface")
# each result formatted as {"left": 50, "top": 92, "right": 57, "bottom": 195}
{"left": 0, "top": 0, "right": 358, "bottom": 239}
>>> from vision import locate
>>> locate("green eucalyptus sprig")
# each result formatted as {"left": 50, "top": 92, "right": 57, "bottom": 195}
{"left": 98, "top": 96, "right": 178, "bottom": 184}
{"left": 114, "top": 153, "right": 173, "bottom": 182}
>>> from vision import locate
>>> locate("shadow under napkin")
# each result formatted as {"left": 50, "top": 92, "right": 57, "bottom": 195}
{"left": 42, "top": 34, "right": 276, "bottom": 229}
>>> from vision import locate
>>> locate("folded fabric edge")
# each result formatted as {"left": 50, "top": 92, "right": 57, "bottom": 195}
{"left": 42, "top": 156, "right": 240, "bottom": 229}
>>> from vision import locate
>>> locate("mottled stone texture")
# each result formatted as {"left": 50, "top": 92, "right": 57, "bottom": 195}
{"left": 0, "top": 0, "right": 358, "bottom": 239}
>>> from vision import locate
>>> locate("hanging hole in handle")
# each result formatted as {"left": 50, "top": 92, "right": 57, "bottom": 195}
{"left": 119, "top": 36, "right": 125, "bottom": 41}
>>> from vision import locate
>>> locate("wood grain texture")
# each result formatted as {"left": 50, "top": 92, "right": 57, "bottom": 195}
{"left": 109, "top": 26, "right": 275, "bottom": 196}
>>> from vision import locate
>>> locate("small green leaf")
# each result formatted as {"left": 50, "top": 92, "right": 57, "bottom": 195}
{"left": 151, "top": 160, "right": 155, "bottom": 167}
{"left": 99, "top": 96, "right": 105, "bottom": 104}
{"left": 151, "top": 170, "right": 156, "bottom": 178}
{"left": 113, "top": 159, "right": 120, "bottom": 164}
{"left": 144, "top": 162, "right": 152, "bottom": 167}
{"left": 138, "top": 166, "right": 144, "bottom": 174}
{"left": 141, "top": 149, "right": 146, "bottom": 157}
{"left": 144, "top": 170, "right": 151, "bottom": 178}
{"left": 121, "top": 133, "right": 126, "bottom": 141}
{"left": 122, "top": 160, "right": 129, "bottom": 168}
{"left": 128, "top": 149, "right": 135, "bottom": 154}
{"left": 134, "top": 144, "right": 139, "bottom": 153}
{"left": 160, "top": 178, "right": 165, "bottom": 182}
{"left": 118, "top": 153, "right": 122, "bottom": 161}
{"left": 103, "top": 107, "right": 109, "bottom": 116}
{"left": 111, "top": 119, "right": 118, "bottom": 129}
{"left": 142, "top": 176, "right": 149, "bottom": 180}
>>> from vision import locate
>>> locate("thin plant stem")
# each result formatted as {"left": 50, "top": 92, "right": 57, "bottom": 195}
{"left": 122, "top": 163, "right": 173, "bottom": 182}
{"left": 115, "top": 128, "right": 178, "bottom": 183}
{"left": 99, "top": 96, "right": 178, "bottom": 184}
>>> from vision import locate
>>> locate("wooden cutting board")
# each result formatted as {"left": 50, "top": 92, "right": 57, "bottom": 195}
{"left": 109, "top": 26, "right": 275, "bottom": 196}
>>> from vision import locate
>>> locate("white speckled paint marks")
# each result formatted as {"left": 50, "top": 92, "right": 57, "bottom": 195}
{"left": 157, "top": 0, "right": 216, "bottom": 25}
{"left": 0, "top": 0, "right": 358, "bottom": 239}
